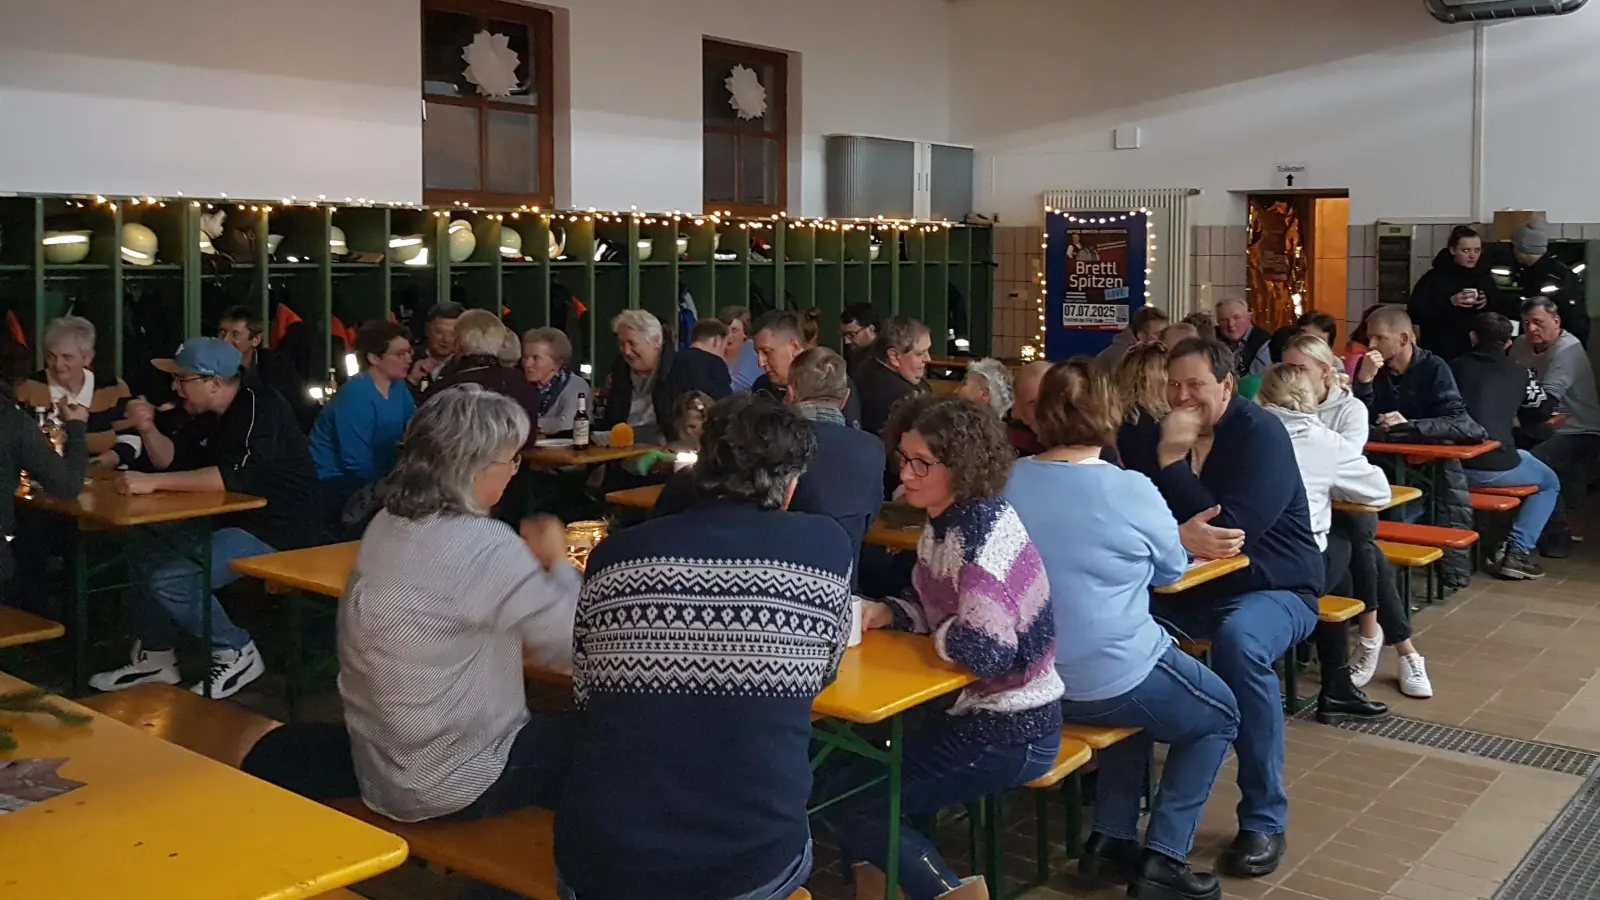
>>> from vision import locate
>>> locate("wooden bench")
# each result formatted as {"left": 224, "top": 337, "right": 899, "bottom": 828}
{"left": 1469, "top": 493, "right": 1520, "bottom": 513}
{"left": 78, "top": 684, "right": 280, "bottom": 767}
{"left": 1378, "top": 540, "right": 1445, "bottom": 608}
{"left": 973, "top": 735, "right": 1093, "bottom": 898}
{"left": 1059, "top": 724, "right": 1140, "bottom": 750}
{"left": 1471, "top": 484, "right": 1538, "bottom": 498}
{"left": 1318, "top": 595, "right": 1364, "bottom": 623}
{"left": 1374, "top": 521, "right": 1479, "bottom": 550}
{"left": 0, "top": 605, "right": 65, "bottom": 649}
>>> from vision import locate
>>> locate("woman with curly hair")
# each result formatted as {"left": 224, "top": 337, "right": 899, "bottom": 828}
{"left": 1114, "top": 342, "right": 1171, "bottom": 475}
{"left": 816, "top": 393, "right": 1062, "bottom": 900}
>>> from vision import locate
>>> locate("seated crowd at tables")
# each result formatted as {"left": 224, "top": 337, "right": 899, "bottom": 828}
{"left": 4, "top": 267, "right": 1596, "bottom": 900}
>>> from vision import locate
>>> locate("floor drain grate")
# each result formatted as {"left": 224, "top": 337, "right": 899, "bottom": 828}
{"left": 1495, "top": 769, "right": 1600, "bottom": 900}
{"left": 1294, "top": 709, "right": 1600, "bottom": 777}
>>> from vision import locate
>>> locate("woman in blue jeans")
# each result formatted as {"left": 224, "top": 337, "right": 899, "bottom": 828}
{"left": 1004, "top": 360, "right": 1239, "bottom": 900}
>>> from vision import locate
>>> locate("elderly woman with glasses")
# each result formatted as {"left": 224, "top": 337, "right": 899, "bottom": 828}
{"left": 817, "top": 393, "right": 1062, "bottom": 900}
{"left": 521, "top": 327, "right": 590, "bottom": 436}
{"left": 17, "top": 315, "right": 138, "bottom": 467}
{"left": 242, "top": 384, "right": 580, "bottom": 822}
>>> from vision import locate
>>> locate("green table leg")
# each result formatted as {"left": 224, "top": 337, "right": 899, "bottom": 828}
{"left": 198, "top": 518, "right": 214, "bottom": 698}
{"left": 884, "top": 714, "right": 902, "bottom": 900}
{"left": 70, "top": 528, "right": 89, "bottom": 696}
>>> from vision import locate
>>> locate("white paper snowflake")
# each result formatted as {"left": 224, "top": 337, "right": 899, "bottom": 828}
{"left": 725, "top": 64, "right": 767, "bottom": 120}
{"left": 462, "top": 29, "right": 521, "bottom": 99}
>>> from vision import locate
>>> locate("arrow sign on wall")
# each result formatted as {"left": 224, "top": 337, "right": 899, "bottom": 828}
{"left": 1273, "top": 162, "right": 1309, "bottom": 189}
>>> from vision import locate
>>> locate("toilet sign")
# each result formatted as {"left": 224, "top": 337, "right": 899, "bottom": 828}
{"left": 1272, "top": 162, "right": 1310, "bottom": 189}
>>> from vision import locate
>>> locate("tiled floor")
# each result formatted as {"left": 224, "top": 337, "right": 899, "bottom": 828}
{"left": 288, "top": 531, "right": 1600, "bottom": 900}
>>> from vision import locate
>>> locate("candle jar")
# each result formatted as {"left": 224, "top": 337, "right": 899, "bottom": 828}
{"left": 564, "top": 520, "right": 608, "bottom": 570}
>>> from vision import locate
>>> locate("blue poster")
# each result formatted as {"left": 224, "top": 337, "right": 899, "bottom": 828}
{"left": 1044, "top": 209, "right": 1148, "bottom": 360}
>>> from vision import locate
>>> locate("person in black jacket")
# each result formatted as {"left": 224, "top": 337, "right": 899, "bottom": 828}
{"left": 1123, "top": 337, "right": 1321, "bottom": 879}
{"left": 2, "top": 392, "right": 88, "bottom": 589}
{"left": 1407, "top": 226, "right": 1509, "bottom": 361}
{"left": 839, "top": 302, "right": 880, "bottom": 376}
{"left": 654, "top": 348, "right": 884, "bottom": 589}
{"left": 1450, "top": 313, "right": 1560, "bottom": 580}
{"left": 1508, "top": 219, "right": 1589, "bottom": 348}
{"left": 218, "top": 305, "right": 313, "bottom": 429}
{"left": 663, "top": 318, "right": 733, "bottom": 407}
{"left": 594, "top": 310, "right": 677, "bottom": 444}
{"left": 855, "top": 316, "right": 932, "bottom": 437}
{"left": 751, "top": 310, "right": 861, "bottom": 428}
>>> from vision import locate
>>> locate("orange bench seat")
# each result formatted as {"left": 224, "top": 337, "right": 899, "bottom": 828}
{"left": 1374, "top": 521, "right": 1479, "bottom": 550}
{"left": 1471, "top": 484, "right": 1538, "bottom": 498}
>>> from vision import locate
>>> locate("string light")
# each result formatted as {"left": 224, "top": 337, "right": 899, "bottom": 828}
{"left": 1025, "top": 205, "right": 1155, "bottom": 361}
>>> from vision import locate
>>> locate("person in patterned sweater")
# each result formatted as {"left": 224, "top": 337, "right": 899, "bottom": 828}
{"left": 818, "top": 394, "right": 1063, "bottom": 900}
{"left": 556, "top": 394, "right": 854, "bottom": 900}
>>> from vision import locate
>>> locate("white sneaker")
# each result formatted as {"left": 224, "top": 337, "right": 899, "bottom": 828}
{"left": 190, "top": 641, "right": 265, "bottom": 699}
{"left": 1351, "top": 631, "right": 1383, "bottom": 688}
{"left": 88, "top": 642, "right": 181, "bottom": 693}
{"left": 1399, "top": 653, "right": 1433, "bottom": 699}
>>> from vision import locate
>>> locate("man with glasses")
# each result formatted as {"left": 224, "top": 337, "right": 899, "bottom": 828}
{"left": 90, "top": 338, "right": 324, "bottom": 699}
{"left": 839, "top": 303, "right": 880, "bottom": 376}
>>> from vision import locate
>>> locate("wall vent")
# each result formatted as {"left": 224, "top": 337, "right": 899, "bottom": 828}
{"left": 1426, "top": 0, "right": 1587, "bottom": 22}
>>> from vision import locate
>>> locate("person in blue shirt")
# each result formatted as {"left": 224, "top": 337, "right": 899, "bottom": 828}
{"left": 717, "top": 306, "right": 765, "bottom": 393}
{"left": 1005, "top": 358, "right": 1239, "bottom": 900}
{"left": 309, "top": 320, "right": 417, "bottom": 519}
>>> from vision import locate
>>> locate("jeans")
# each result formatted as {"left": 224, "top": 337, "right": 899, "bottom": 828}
{"left": 1152, "top": 589, "right": 1317, "bottom": 835}
{"left": 557, "top": 840, "right": 813, "bottom": 900}
{"left": 815, "top": 726, "right": 1060, "bottom": 899}
{"left": 1059, "top": 643, "right": 1239, "bottom": 862}
{"left": 1465, "top": 451, "right": 1561, "bottom": 552}
{"left": 128, "top": 524, "right": 272, "bottom": 652}
{"left": 241, "top": 713, "right": 576, "bottom": 819}
{"left": 1531, "top": 435, "right": 1597, "bottom": 540}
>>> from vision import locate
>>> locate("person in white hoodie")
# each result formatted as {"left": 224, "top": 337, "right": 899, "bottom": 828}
{"left": 1257, "top": 364, "right": 1393, "bottom": 724}
{"left": 1281, "top": 334, "right": 1434, "bottom": 700}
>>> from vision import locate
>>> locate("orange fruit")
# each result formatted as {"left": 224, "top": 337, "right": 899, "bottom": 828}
{"left": 609, "top": 423, "right": 635, "bottom": 447}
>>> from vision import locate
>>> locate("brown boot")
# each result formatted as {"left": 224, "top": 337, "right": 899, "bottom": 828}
{"left": 852, "top": 862, "right": 906, "bottom": 900}
{"left": 934, "top": 876, "right": 991, "bottom": 899}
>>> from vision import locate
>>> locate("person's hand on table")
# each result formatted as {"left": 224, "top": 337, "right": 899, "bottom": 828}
{"left": 1157, "top": 405, "right": 1205, "bottom": 468}
{"left": 125, "top": 396, "right": 157, "bottom": 433}
{"left": 1355, "top": 349, "right": 1384, "bottom": 384}
{"left": 520, "top": 514, "right": 569, "bottom": 571}
{"left": 115, "top": 471, "right": 158, "bottom": 495}
{"left": 1376, "top": 411, "right": 1408, "bottom": 428}
{"left": 859, "top": 600, "right": 894, "bottom": 631}
{"left": 55, "top": 397, "right": 89, "bottom": 424}
{"left": 1179, "top": 505, "right": 1245, "bottom": 560}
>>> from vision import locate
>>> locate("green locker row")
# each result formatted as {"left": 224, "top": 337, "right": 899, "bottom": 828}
{"left": 0, "top": 196, "right": 994, "bottom": 394}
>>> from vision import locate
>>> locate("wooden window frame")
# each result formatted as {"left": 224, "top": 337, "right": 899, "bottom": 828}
{"left": 422, "top": 0, "right": 556, "bottom": 209}
{"left": 703, "top": 38, "right": 789, "bottom": 217}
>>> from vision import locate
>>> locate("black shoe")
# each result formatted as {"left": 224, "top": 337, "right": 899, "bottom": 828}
{"left": 1079, "top": 831, "right": 1140, "bottom": 886}
{"left": 1317, "top": 665, "right": 1389, "bottom": 725}
{"left": 1489, "top": 543, "right": 1546, "bottom": 580}
{"left": 1219, "top": 830, "right": 1285, "bottom": 878}
{"left": 1129, "top": 850, "right": 1221, "bottom": 900}
{"left": 1540, "top": 532, "right": 1573, "bottom": 559}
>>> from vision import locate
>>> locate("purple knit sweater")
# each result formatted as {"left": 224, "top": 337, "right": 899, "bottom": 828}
{"left": 885, "top": 495, "right": 1064, "bottom": 745}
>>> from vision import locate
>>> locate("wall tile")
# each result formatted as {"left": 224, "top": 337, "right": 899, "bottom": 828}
{"left": 1223, "top": 226, "right": 1246, "bottom": 257}
{"left": 1191, "top": 256, "right": 1210, "bottom": 285}
{"left": 1583, "top": 224, "right": 1600, "bottom": 241}
{"left": 1191, "top": 225, "right": 1210, "bottom": 256}
{"left": 1224, "top": 255, "right": 1247, "bottom": 287}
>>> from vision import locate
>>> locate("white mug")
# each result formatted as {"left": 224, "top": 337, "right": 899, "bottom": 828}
{"left": 848, "top": 598, "right": 865, "bottom": 648}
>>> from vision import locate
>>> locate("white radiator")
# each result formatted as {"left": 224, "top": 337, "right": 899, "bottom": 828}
{"left": 1041, "top": 188, "right": 1199, "bottom": 317}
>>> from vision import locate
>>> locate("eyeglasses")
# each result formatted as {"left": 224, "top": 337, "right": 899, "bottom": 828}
{"left": 841, "top": 327, "right": 863, "bottom": 340}
{"left": 490, "top": 456, "right": 522, "bottom": 473}
{"left": 895, "top": 449, "right": 943, "bottom": 479}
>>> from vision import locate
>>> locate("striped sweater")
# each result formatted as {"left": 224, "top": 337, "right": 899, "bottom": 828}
{"left": 886, "top": 495, "right": 1063, "bottom": 745}
{"left": 16, "top": 370, "right": 136, "bottom": 458}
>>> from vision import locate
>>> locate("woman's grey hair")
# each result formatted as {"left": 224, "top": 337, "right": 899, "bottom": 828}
{"left": 383, "top": 384, "right": 530, "bottom": 518}
{"left": 788, "top": 347, "right": 850, "bottom": 405}
{"left": 612, "top": 309, "right": 663, "bottom": 345}
{"left": 965, "top": 358, "right": 1014, "bottom": 416}
{"left": 454, "top": 309, "right": 508, "bottom": 358}
{"left": 521, "top": 326, "right": 572, "bottom": 364}
{"left": 496, "top": 328, "right": 522, "bottom": 366}
{"left": 45, "top": 316, "right": 96, "bottom": 358}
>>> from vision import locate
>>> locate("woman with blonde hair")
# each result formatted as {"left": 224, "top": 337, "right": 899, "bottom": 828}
{"left": 1113, "top": 343, "right": 1170, "bottom": 475}
{"left": 1279, "top": 334, "right": 1434, "bottom": 698}
{"left": 1256, "top": 364, "right": 1393, "bottom": 723}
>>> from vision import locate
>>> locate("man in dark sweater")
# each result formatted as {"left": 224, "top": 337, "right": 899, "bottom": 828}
{"left": 664, "top": 318, "right": 733, "bottom": 403}
{"left": 656, "top": 348, "right": 883, "bottom": 587}
{"left": 1450, "top": 313, "right": 1560, "bottom": 580}
{"left": 855, "top": 316, "right": 932, "bottom": 438}
{"left": 1124, "top": 337, "right": 1321, "bottom": 879}
{"left": 1351, "top": 306, "right": 1485, "bottom": 446}
{"left": 750, "top": 310, "right": 861, "bottom": 428}
{"left": 558, "top": 395, "right": 853, "bottom": 900}
{"left": 839, "top": 302, "right": 880, "bottom": 376}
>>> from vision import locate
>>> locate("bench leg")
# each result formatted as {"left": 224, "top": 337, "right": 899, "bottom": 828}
{"left": 286, "top": 592, "right": 306, "bottom": 721}
{"left": 71, "top": 529, "right": 90, "bottom": 696}
{"left": 1062, "top": 771, "right": 1083, "bottom": 860}
{"left": 883, "top": 715, "right": 903, "bottom": 900}
{"left": 1034, "top": 789, "right": 1051, "bottom": 888}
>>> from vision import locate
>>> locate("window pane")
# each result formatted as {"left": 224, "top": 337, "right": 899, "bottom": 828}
{"left": 703, "top": 56, "right": 738, "bottom": 125}
{"left": 486, "top": 110, "right": 539, "bottom": 194}
{"left": 704, "top": 132, "right": 737, "bottom": 203}
{"left": 423, "top": 102, "right": 480, "bottom": 191}
{"left": 423, "top": 9, "right": 476, "bottom": 97}
{"left": 485, "top": 19, "right": 537, "bottom": 106}
{"left": 741, "top": 138, "right": 779, "bottom": 206}
{"left": 705, "top": 54, "right": 777, "bottom": 133}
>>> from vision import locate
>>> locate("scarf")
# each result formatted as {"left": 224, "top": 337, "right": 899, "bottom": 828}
{"left": 795, "top": 401, "right": 845, "bottom": 426}
{"left": 536, "top": 368, "right": 571, "bottom": 417}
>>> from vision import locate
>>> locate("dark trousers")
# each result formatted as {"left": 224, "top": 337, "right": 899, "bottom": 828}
{"left": 241, "top": 713, "right": 575, "bottom": 820}
{"left": 1531, "top": 432, "right": 1600, "bottom": 539}
{"left": 1331, "top": 511, "right": 1412, "bottom": 644}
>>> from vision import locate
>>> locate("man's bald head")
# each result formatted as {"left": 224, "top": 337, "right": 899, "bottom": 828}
{"left": 1012, "top": 360, "right": 1052, "bottom": 428}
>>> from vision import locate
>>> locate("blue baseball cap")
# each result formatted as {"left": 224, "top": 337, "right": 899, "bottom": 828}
{"left": 153, "top": 337, "right": 242, "bottom": 379}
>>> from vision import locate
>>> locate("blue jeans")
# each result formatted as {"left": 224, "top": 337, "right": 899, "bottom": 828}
{"left": 128, "top": 525, "right": 272, "bottom": 651}
{"left": 1465, "top": 451, "right": 1560, "bottom": 552}
{"left": 556, "top": 840, "right": 812, "bottom": 900}
{"left": 1059, "top": 642, "right": 1239, "bottom": 862}
{"left": 1151, "top": 589, "right": 1316, "bottom": 835}
{"left": 816, "top": 726, "right": 1060, "bottom": 900}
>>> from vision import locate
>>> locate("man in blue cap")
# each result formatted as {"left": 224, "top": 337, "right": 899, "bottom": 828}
{"left": 90, "top": 337, "right": 322, "bottom": 699}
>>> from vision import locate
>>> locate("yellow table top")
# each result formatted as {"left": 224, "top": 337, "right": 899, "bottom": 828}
{"left": 19, "top": 478, "right": 266, "bottom": 528}
{"left": 0, "top": 673, "right": 408, "bottom": 900}
{"left": 1153, "top": 555, "right": 1250, "bottom": 595}
{"left": 606, "top": 485, "right": 924, "bottom": 552}
{"left": 523, "top": 442, "right": 658, "bottom": 467}
{"left": 0, "top": 605, "right": 66, "bottom": 649}
{"left": 1332, "top": 484, "right": 1423, "bottom": 515}
{"left": 231, "top": 542, "right": 359, "bottom": 598}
